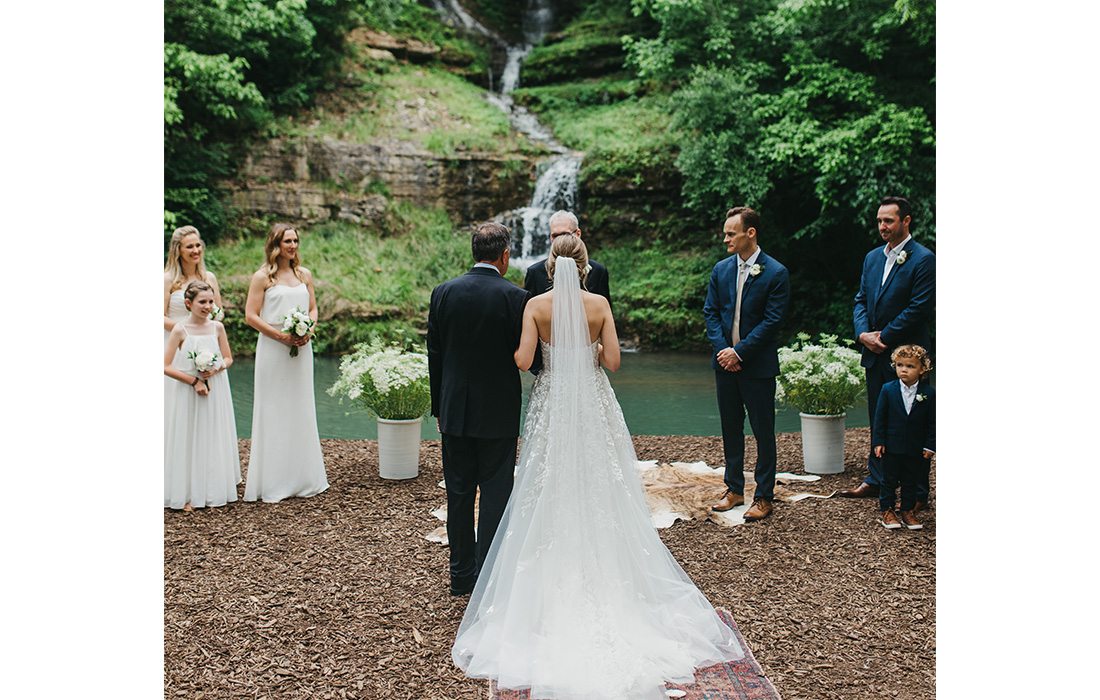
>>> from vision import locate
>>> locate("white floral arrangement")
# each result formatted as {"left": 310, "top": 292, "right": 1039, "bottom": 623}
{"left": 776, "top": 332, "right": 864, "bottom": 416}
{"left": 749, "top": 263, "right": 763, "bottom": 277}
{"left": 208, "top": 304, "right": 225, "bottom": 321}
{"left": 327, "top": 341, "right": 431, "bottom": 420}
{"left": 895, "top": 250, "right": 908, "bottom": 265}
{"left": 187, "top": 349, "right": 223, "bottom": 373}
{"left": 281, "top": 306, "right": 315, "bottom": 357}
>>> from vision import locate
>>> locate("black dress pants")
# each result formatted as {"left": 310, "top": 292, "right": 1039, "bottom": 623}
{"left": 441, "top": 434, "right": 517, "bottom": 589}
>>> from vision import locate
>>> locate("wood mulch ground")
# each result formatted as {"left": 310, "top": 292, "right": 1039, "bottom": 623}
{"left": 165, "top": 428, "right": 934, "bottom": 699}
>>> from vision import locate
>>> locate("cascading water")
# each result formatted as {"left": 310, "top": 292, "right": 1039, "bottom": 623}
{"left": 432, "top": 0, "right": 582, "bottom": 266}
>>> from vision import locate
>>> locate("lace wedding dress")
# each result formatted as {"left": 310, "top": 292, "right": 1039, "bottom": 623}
{"left": 452, "top": 261, "right": 742, "bottom": 699}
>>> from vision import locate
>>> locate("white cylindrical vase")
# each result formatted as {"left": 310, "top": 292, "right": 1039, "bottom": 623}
{"left": 799, "top": 412, "right": 846, "bottom": 475}
{"left": 377, "top": 417, "right": 422, "bottom": 479}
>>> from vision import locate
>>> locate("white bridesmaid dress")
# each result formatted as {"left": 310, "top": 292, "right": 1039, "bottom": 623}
{"left": 164, "top": 327, "right": 242, "bottom": 509}
{"left": 164, "top": 289, "right": 189, "bottom": 344}
{"left": 244, "top": 283, "right": 329, "bottom": 503}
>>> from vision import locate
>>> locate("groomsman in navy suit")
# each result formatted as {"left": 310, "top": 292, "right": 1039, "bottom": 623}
{"left": 840, "top": 196, "right": 935, "bottom": 508}
{"left": 705, "top": 207, "right": 790, "bottom": 521}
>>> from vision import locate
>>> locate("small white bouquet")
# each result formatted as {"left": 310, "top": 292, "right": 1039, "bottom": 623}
{"left": 187, "top": 349, "right": 223, "bottom": 389}
{"left": 776, "top": 332, "right": 864, "bottom": 416}
{"left": 187, "top": 349, "right": 223, "bottom": 373}
{"left": 281, "top": 306, "right": 315, "bottom": 357}
{"left": 208, "top": 304, "right": 224, "bottom": 321}
{"left": 328, "top": 341, "right": 431, "bottom": 420}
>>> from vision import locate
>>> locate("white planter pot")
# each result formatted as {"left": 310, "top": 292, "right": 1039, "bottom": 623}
{"left": 377, "top": 417, "right": 422, "bottom": 480}
{"left": 799, "top": 412, "right": 846, "bottom": 475}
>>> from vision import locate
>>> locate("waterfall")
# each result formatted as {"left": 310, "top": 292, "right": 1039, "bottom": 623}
{"left": 432, "top": 0, "right": 583, "bottom": 266}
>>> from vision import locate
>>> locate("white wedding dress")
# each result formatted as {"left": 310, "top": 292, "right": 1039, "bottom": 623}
{"left": 244, "top": 283, "right": 329, "bottom": 503}
{"left": 452, "top": 262, "right": 742, "bottom": 699}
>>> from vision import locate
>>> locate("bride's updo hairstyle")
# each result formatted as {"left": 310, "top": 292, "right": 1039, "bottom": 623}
{"left": 183, "top": 280, "right": 213, "bottom": 308}
{"left": 547, "top": 233, "right": 589, "bottom": 288}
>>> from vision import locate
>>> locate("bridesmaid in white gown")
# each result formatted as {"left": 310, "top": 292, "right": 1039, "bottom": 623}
{"left": 164, "top": 281, "right": 241, "bottom": 511}
{"left": 243, "top": 223, "right": 329, "bottom": 503}
{"left": 164, "top": 225, "right": 223, "bottom": 343}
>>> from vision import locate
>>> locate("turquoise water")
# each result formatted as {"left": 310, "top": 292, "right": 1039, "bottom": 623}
{"left": 226, "top": 353, "right": 869, "bottom": 439}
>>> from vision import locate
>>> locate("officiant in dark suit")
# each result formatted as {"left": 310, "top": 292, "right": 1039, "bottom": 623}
{"left": 524, "top": 210, "right": 611, "bottom": 304}
{"left": 840, "top": 196, "right": 935, "bottom": 509}
{"left": 428, "top": 222, "right": 531, "bottom": 596}
{"left": 705, "top": 207, "right": 790, "bottom": 522}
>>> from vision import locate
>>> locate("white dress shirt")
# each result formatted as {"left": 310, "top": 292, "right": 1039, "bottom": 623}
{"left": 881, "top": 234, "right": 912, "bottom": 285}
{"left": 730, "top": 248, "right": 762, "bottom": 359}
{"left": 473, "top": 262, "right": 501, "bottom": 274}
{"left": 900, "top": 380, "right": 918, "bottom": 414}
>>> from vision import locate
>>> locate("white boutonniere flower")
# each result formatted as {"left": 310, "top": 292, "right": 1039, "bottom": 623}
{"left": 915, "top": 393, "right": 926, "bottom": 402}
{"left": 749, "top": 263, "right": 763, "bottom": 277}
{"left": 896, "top": 250, "right": 908, "bottom": 265}
{"left": 583, "top": 263, "right": 592, "bottom": 275}
{"left": 209, "top": 304, "right": 224, "bottom": 321}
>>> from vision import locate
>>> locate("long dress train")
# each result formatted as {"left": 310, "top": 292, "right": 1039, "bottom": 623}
{"left": 452, "top": 261, "right": 743, "bottom": 699}
{"left": 244, "top": 283, "right": 329, "bottom": 503}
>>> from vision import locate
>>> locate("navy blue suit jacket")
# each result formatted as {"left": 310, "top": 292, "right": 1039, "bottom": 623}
{"left": 703, "top": 250, "right": 790, "bottom": 378}
{"left": 427, "top": 267, "right": 530, "bottom": 438}
{"left": 872, "top": 379, "right": 936, "bottom": 457}
{"left": 853, "top": 240, "right": 935, "bottom": 369}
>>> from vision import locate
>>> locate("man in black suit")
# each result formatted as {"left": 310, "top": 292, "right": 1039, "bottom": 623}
{"left": 427, "top": 222, "right": 531, "bottom": 596}
{"left": 523, "top": 210, "right": 611, "bottom": 304}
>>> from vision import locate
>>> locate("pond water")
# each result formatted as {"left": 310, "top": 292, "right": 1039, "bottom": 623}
{"left": 226, "top": 352, "right": 869, "bottom": 439}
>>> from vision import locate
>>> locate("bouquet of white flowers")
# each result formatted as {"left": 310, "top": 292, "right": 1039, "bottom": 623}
{"left": 187, "top": 349, "right": 223, "bottom": 373}
{"left": 281, "top": 306, "right": 315, "bottom": 357}
{"left": 327, "top": 341, "right": 431, "bottom": 420}
{"left": 208, "top": 304, "right": 224, "bottom": 321}
{"left": 187, "top": 349, "right": 223, "bottom": 390}
{"left": 776, "top": 333, "right": 864, "bottom": 416}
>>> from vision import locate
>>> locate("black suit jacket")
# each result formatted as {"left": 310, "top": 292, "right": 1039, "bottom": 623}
{"left": 427, "top": 267, "right": 530, "bottom": 438}
{"left": 524, "top": 258, "right": 611, "bottom": 306}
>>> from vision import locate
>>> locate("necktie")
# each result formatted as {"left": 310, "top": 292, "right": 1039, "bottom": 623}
{"left": 732, "top": 263, "right": 748, "bottom": 346}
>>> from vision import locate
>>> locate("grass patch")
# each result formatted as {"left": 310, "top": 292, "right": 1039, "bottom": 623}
{"left": 270, "top": 61, "right": 540, "bottom": 156}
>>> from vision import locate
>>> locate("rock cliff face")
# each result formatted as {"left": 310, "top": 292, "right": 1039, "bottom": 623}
{"left": 228, "top": 137, "right": 537, "bottom": 226}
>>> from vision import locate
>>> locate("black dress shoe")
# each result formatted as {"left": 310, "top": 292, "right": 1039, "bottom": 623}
{"left": 837, "top": 482, "right": 879, "bottom": 498}
{"left": 450, "top": 584, "right": 474, "bottom": 597}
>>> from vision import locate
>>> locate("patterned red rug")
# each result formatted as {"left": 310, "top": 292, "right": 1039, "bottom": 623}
{"left": 489, "top": 607, "right": 781, "bottom": 699}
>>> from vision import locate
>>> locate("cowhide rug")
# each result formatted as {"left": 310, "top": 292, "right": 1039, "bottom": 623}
{"left": 425, "top": 461, "right": 834, "bottom": 544}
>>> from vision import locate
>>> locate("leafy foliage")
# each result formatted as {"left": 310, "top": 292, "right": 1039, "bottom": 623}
{"left": 164, "top": 0, "right": 410, "bottom": 241}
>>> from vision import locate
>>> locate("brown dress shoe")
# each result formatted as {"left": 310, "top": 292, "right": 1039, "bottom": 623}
{"left": 712, "top": 490, "right": 745, "bottom": 512}
{"left": 880, "top": 509, "right": 902, "bottom": 529}
{"left": 838, "top": 482, "right": 879, "bottom": 498}
{"left": 743, "top": 498, "right": 773, "bottom": 521}
{"left": 899, "top": 510, "right": 923, "bottom": 530}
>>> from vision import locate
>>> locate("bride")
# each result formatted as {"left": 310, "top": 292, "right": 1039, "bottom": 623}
{"left": 452, "top": 234, "right": 743, "bottom": 699}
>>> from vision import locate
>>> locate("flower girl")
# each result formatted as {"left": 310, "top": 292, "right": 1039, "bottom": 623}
{"left": 164, "top": 281, "right": 242, "bottom": 511}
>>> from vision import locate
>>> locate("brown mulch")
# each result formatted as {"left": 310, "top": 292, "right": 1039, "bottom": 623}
{"left": 165, "top": 428, "right": 934, "bottom": 700}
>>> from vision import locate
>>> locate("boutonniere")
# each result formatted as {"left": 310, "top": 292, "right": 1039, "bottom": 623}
{"left": 583, "top": 263, "right": 592, "bottom": 275}
{"left": 749, "top": 263, "right": 763, "bottom": 277}
{"left": 915, "top": 393, "right": 926, "bottom": 402}
{"left": 895, "top": 250, "right": 908, "bottom": 265}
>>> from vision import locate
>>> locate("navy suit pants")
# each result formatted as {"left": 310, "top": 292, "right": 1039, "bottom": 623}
{"left": 879, "top": 453, "right": 931, "bottom": 512}
{"left": 441, "top": 434, "right": 517, "bottom": 591}
{"left": 715, "top": 371, "right": 776, "bottom": 502}
{"left": 865, "top": 361, "right": 930, "bottom": 502}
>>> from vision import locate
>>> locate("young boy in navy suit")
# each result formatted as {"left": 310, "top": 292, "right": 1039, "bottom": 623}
{"left": 872, "top": 344, "right": 935, "bottom": 530}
